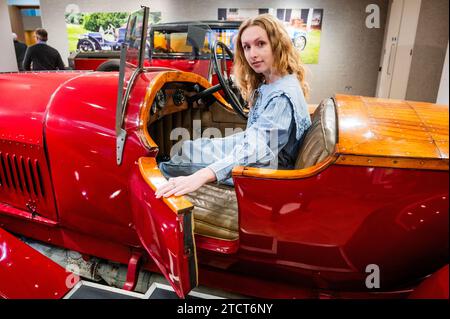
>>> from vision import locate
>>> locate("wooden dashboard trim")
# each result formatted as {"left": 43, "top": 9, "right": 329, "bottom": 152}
{"left": 140, "top": 71, "right": 233, "bottom": 148}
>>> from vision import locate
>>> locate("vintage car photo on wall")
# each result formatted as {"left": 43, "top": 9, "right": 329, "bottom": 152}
{"left": 0, "top": 7, "right": 448, "bottom": 299}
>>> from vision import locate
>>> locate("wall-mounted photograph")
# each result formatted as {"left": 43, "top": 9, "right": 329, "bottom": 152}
{"left": 218, "top": 7, "right": 323, "bottom": 64}
{"left": 65, "top": 10, "right": 161, "bottom": 53}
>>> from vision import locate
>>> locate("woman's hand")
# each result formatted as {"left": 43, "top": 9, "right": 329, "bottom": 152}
{"left": 155, "top": 168, "right": 217, "bottom": 198}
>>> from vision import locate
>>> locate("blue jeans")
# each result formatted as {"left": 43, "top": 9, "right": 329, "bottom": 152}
{"left": 159, "top": 137, "right": 234, "bottom": 186}
{"left": 158, "top": 137, "right": 244, "bottom": 187}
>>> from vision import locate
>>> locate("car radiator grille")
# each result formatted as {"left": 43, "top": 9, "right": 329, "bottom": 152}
{"left": 0, "top": 140, "right": 58, "bottom": 221}
{"left": 0, "top": 152, "right": 45, "bottom": 198}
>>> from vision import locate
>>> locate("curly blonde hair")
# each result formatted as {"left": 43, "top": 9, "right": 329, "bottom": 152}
{"left": 233, "top": 14, "right": 309, "bottom": 102}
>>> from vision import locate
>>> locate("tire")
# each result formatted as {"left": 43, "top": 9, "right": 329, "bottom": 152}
{"left": 77, "top": 39, "right": 96, "bottom": 52}
{"left": 96, "top": 59, "right": 120, "bottom": 72}
{"left": 294, "top": 36, "right": 307, "bottom": 51}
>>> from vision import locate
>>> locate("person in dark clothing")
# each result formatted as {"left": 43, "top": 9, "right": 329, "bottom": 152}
{"left": 13, "top": 33, "right": 27, "bottom": 71}
{"left": 23, "top": 28, "right": 65, "bottom": 71}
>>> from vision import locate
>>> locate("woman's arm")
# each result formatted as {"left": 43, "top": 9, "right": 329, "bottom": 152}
{"left": 155, "top": 167, "right": 216, "bottom": 198}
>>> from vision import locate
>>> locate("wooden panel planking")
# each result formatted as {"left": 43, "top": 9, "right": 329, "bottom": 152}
{"left": 335, "top": 95, "right": 448, "bottom": 160}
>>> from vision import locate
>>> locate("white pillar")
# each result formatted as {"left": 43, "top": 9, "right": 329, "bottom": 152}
{"left": 436, "top": 42, "right": 449, "bottom": 105}
{"left": 0, "top": 0, "right": 19, "bottom": 72}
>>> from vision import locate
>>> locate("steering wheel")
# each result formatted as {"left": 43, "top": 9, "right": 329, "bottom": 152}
{"left": 212, "top": 41, "right": 248, "bottom": 120}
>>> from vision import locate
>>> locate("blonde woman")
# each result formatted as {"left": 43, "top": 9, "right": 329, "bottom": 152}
{"left": 156, "top": 14, "right": 311, "bottom": 198}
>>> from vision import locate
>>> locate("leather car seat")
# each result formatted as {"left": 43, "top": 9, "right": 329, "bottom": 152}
{"left": 295, "top": 98, "right": 337, "bottom": 169}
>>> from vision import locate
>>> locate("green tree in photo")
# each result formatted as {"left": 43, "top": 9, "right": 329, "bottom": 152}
{"left": 83, "top": 12, "right": 128, "bottom": 32}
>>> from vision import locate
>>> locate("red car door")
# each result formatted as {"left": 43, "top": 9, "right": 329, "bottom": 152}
{"left": 129, "top": 157, "right": 197, "bottom": 298}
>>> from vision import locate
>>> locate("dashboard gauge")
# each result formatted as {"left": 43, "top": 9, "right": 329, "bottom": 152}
{"left": 173, "top": 89, "right": 185, "bottom": 106}
{"left": 156, "top": 90, "right": 166, "bottom": 109}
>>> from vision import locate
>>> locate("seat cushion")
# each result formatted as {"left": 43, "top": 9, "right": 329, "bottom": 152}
{"left": 185, "top": 184, "right": 238, "bottom": 241}
{"left": 295, "top": 98, "right": 337, "bottom": 169}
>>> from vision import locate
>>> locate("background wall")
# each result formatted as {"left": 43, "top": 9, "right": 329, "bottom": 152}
{"left": 1, "top": 0, "right": 19, "bottom": 72}
{"left": 39, "top": 0, "right": 388, "bottom": 103}
{"left": 406, "top": 0, "right": 449, "bottom": 103}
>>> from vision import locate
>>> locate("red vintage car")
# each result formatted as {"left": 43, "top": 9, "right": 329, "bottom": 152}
{"left": 69, "top": 19, "right": 240, "bottom": 78}
{"left": 0, "top": 7, "right": 448, "bottom": 299}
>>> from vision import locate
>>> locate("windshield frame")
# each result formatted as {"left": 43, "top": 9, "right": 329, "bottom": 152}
{"left": 115, "top": 6, "right": 149, "bottom": 165}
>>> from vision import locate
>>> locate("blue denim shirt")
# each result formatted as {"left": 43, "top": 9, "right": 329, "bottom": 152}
{"left": 159, "top": 74, "right": 311, "bottom": 184}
